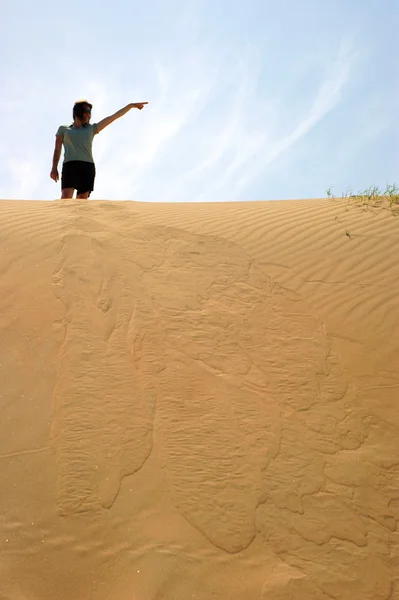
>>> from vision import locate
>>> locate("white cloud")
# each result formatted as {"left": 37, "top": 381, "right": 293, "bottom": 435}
{"left": 4, "top": 158, "right": 42, "bottom": 199}
{"left": 93, "top": 51, "right": 221, "bottom": 199}
{"left": 205, "top": 40, "right": 354, "bottom": 200}
{"left": 111, "top": 38, "right": 353, "bottom": 203}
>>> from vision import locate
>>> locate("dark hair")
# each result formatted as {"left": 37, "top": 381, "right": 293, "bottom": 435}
{"left": 73, "top": 100, "right": 93, "bottom": 123}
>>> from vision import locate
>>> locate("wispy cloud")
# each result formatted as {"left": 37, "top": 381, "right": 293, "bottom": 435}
{"left": 105, "top": 38, "right": 354, "bottom": 202}
{"left": 158, "top": 48, "right": 268, "bottom": 202}
{"left": 231, "top": 40, "right": 355, "bottom": 197}
{"left": 4, "top": 158, "right": 42, "bottom": 200}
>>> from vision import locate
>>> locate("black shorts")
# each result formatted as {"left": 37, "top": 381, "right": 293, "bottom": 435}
{"left": 61, "top": 161, "right": 96, "bottom": 195}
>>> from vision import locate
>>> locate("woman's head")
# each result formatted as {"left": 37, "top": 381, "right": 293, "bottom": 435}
{"left": 73, "top": 100, "right": 92, "bottom": 126}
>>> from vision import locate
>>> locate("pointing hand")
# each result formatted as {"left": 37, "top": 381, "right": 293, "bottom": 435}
{"left": 132, "top": 102, "right": 148, "bottom": 110}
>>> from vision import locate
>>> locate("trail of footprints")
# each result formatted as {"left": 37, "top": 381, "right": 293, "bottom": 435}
{"left": 51, "top": 226, "right": 153, "bottom": 514}
{"left": 50, "top": 214, "right": 397, "bottom": 598}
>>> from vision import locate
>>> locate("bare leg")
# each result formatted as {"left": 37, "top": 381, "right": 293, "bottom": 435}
{"left": 61, "top": 188, "right": 75, "bottom": 199}
{"left": 76, "top": 191, "right": 90, "bottom": 200}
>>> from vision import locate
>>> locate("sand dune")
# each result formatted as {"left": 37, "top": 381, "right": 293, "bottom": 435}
{"left": 0, "top": 198, "right": 398, "bottom": 600}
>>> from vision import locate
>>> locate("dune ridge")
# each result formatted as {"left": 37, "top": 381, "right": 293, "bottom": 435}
{"left": 0, "top": 198, "right": 398, "bottom": 600}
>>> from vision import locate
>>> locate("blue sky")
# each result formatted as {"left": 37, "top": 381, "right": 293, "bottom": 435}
{"left": 1, "top": 0, "right": 397, "bottom": 202}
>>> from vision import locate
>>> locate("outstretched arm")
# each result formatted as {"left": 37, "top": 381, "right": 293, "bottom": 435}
{"left": 96, "top": 102, "right": 148, "bottom": 133}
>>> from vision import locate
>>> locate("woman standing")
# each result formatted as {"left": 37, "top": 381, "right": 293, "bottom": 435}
{"left": 50, "top": 100, "right": 148, "bottom": 199}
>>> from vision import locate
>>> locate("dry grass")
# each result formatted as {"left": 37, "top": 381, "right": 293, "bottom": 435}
{"left": 326, "top": 183, "right": 399, "bottom": 215}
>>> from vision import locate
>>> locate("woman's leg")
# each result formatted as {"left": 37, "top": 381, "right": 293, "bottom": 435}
{"left": 76, "top": 191, "right": 90, "bottom": 200}
{"left": 76, "top": 163, "right": 95, "bottom": 200}
{"left": 61, "top": 188, "right": 75, "bottom": 199}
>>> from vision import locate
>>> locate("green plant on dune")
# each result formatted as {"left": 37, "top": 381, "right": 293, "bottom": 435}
{"left": 326, "top": 183, "right": 399, "bottom": 216}
{"left": 326, "top": 187, "right": 334, "bottom": 199}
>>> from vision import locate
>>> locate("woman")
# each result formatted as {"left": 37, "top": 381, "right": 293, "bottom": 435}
{"left": 50, "top": 99, "right": 148, "bottom": 199}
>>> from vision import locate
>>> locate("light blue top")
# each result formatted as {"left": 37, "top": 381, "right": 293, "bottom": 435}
{"left": 56, "top": 123, "right": 99, "bottom": 163}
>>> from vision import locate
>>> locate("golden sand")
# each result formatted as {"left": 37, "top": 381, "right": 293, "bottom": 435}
{"left": 0, "top": 198, "right": 398, "bottom": 599}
